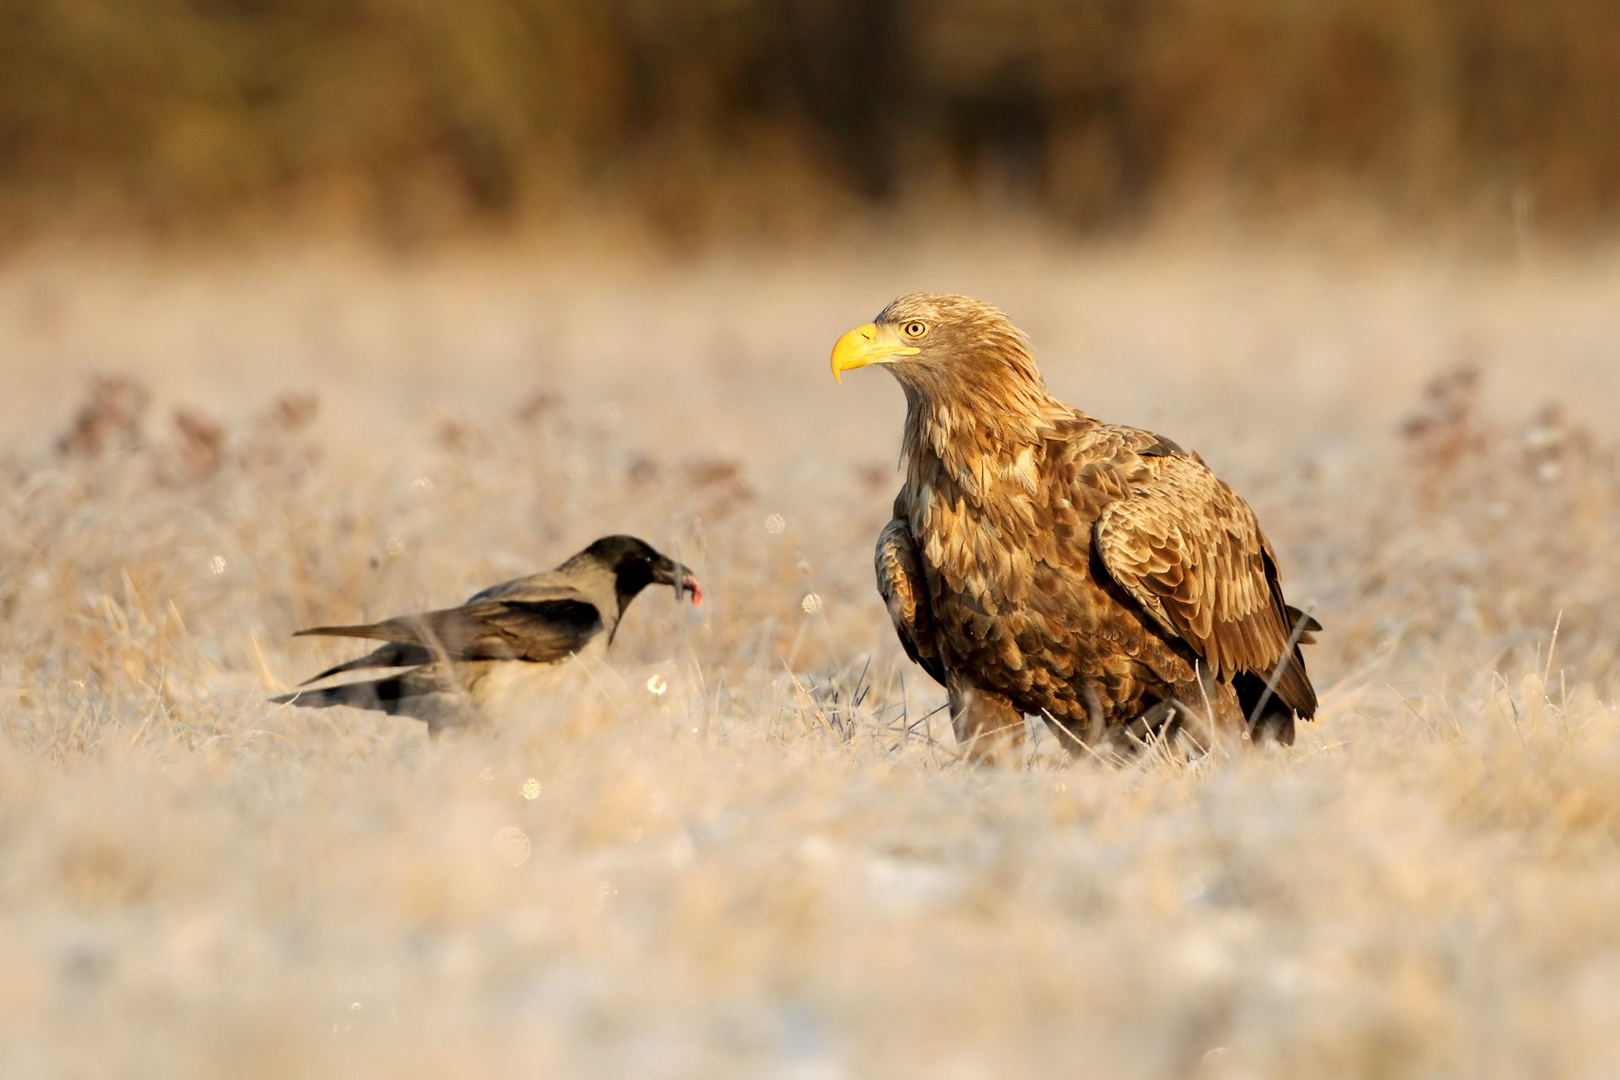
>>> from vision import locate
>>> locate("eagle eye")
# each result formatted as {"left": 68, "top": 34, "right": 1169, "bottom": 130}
{"left": 902, "top": 321, "right": 928, "bottom": 339}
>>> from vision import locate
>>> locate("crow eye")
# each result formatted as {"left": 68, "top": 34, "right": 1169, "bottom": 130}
{"left": 903, "top": 321, "right": 928, "bottom": 339}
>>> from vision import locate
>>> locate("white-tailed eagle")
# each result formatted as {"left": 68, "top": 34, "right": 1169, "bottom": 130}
{"left": 833, "top": 294, "right": 1318, "bottom": 762}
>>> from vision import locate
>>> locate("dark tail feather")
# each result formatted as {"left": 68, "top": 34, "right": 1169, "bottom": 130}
{"left": 1284, "top": 605, "right": 1322, "bottom": 645}
{"left": 1237, "top": 606, "right": 1321, "bottom": 744}
{"left": 300, "top": 642, "right": 434, "bottom": 685}
{"left": 1259, "top": 605, "right": 1321, "bottom": 717}
{"left": 1275, "top": 606, "right": 1321, "bottom": 719}
{"left": 294, "top": 623, "right": 414, "bottom": 644}
{"left": 270, "top": 676, "right": 411, "bottom": 714}
{"left": 1269, "top": 648, "right": 1317, "bottom": 719}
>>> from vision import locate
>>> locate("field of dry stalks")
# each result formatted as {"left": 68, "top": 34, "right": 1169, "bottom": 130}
{"left": 2, "top": 235, "right": 1619, "bottom": 1078}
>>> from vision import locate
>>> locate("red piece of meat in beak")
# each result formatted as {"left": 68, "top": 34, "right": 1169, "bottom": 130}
{"left": 680, "top": 574, "right": 703, "bottom": 605}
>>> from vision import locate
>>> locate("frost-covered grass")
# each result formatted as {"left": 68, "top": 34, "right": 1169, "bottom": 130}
{"left": 2, "top": 236, "right": 1618, "bottom": 1078}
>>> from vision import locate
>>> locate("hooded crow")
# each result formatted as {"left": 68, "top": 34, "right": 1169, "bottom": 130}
{"left": 271, "top": 535, "right": 701, "bottom": 734}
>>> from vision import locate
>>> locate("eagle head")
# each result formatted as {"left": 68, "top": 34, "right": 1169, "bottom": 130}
{"left": 830, "top": 294, "right": 1044, "bottom": 398}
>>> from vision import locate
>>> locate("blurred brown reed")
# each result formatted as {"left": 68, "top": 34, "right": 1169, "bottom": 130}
{"left": 2, "top": 0, "right": 1618, "bottom": 241}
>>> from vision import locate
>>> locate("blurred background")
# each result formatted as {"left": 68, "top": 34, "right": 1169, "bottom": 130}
{"left": 4, "top": 0, "right": 1619, "bottom": 245}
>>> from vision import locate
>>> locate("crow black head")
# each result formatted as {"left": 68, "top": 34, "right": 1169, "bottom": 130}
{"left": 579, "top": 535, "right": 702, "bottom": 611}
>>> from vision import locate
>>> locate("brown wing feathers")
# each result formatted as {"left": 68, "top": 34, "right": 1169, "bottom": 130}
{"left": 875, "top": 515, "right": 947, "bottom": 687}
{"left": 1095, "top": 456, "right": 1317, "bottom": 718}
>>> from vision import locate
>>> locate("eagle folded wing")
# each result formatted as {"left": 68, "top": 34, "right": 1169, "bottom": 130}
{"left": 1093, "top": 454, "right": 1308, "bottom": 703}
{"left": 876, "top": 517, "right": 947, "bottom": 687}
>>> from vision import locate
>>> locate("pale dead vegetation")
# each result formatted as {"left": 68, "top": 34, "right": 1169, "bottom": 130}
{"left": 1, "top": 241, "right": 1619, "bottom": 1078}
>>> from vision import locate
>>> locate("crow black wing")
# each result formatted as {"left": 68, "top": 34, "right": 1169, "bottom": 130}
{"left": 294, "top": 597, "right": 605, "bottom": 676}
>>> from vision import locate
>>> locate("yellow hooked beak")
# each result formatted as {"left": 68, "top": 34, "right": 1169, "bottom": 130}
{"left": 830, "top": 322, "right": 920, "bottom": 382}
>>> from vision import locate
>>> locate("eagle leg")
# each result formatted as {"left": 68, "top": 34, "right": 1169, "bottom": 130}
{"left": 946, "top": 675, "right": 1025, "bottom": 765}
{"left": 1120, "top": 699, "right": 1179, "bottom": 749}
{"left": 1082, "top": 684, "right": 1107, "bottom": 748}
{"left": 1150, "top": 673, "right": 1249, "bottom": 757}
{"left": 1036, "top": 686, "right": 1112, "bottom": 762}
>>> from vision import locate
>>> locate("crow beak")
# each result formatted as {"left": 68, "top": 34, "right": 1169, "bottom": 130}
{"left": 654, "top": 557, "right": 703, "bottom": 605}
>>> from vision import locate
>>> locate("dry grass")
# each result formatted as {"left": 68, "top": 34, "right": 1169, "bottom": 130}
{"left": 2, "top": 236, "right": 1619, "bottom": 1077}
